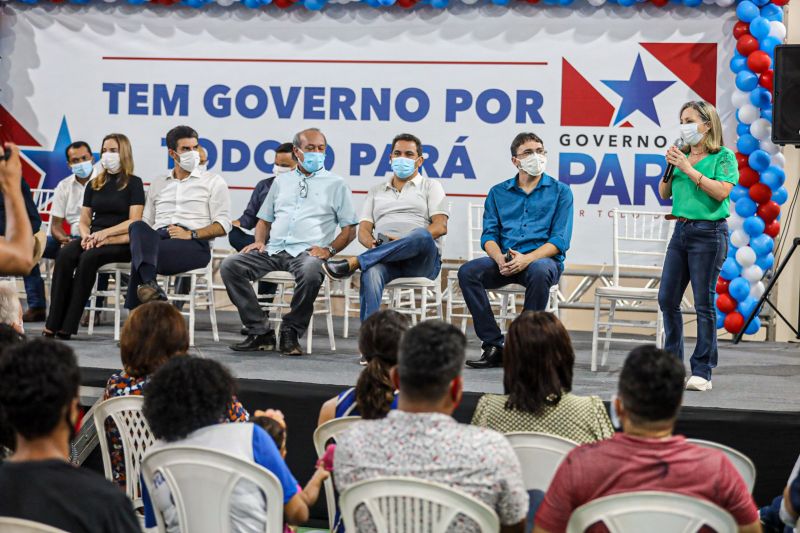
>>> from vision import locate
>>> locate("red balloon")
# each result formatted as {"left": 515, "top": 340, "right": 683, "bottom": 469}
{"left": 735, "top": 152, "right": 749, "bottom": 169}
{"left": 757, "top": 201, "right": 781, "bottom": 223}
{"left": 747, "top": 51, "right": 772, "bottom": 74}
{"left": 737, "top": 35, "right": 759, "bottom": 57}
{"left": 273, "top": 0, "right": 294, "bottom": 7}
{"left": 759, "top": 70, "right": 774, "bottom": 92}
{"left": 724, "top": 312, "right": 745, "bottom": 334}
{"left": 650, "top": 0, "right": 668, "bottom": 6}
{"left": 749, "top": 183, "right": 773, "bottom": 204}
{"left": 772, "top": 0, "right": 789, "bottom": 5}
{"left": 717, "top": 293, "right": 737, "bottom": 314}
{"left": 716, "top": 278, "right": 730, "bottom": 295}
{"left": 738, "top": 167, "right": 760, "bottom": 188}
{"left": 733, "top": 21, "right": 750, "bottom": 40}
{"left": 765, "top": 220, "right": 780, "bottom": 238}
{"left": 397, "top": 0, "right": 416, "bottom": 7}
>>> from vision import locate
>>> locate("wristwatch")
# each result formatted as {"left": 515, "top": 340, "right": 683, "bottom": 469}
{"left": 190, "top": 230, "right": 199, "bottom": 240}
{"left": 326, "top": 245, "right": 337, "bottom": 257}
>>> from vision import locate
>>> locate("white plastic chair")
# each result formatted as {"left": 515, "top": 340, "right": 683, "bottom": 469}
{"left": 141, "top": 445, "right": 284, "bottom": 533}
{"left": 566, "top": 491, "right": 737, "bottom": 533}
{"left": 163, "top": 260, "right": 219, "bottom": 347}
{"left": 259, "top": 271, "right": 335, "bottom": 353}
{"left": 0, "top": 518, "right": 68, "bottom": 533}
{"left": 211, "top": 246, "right": 233, "bottom": 294}
{"left": 339, "top": 476, "right": 500, "bottom": 533}
{"left": 505, "top": 432, "right": 578, "bottom": 492}
{"left": 312, "top": 416, "right": 361, "bottom": 532}
{"left": 92, "top": 396, "right": 155, "bottom": 511}
{"left": 86, "top": 262, "right": 130, "bottom": 341}
{"left": 687, "top": 438, "right": 757, "bottom": 493}
{"left": 591, "top": 209, "right": 674, "bottom": 371}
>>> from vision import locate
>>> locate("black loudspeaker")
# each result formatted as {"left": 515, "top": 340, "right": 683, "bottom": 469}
{"left": 773, "top": 45, "right": 800, "bottom": 146}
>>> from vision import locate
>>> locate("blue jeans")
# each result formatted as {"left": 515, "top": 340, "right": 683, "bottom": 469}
{"left": 658, "top": 220, "right": 728, "bottom": 381}
{"left": 458, "top": 255, "right": 560, "bottom": 348}
{"left": 23, "top": 236, "right": 61, "bottom": 309}
{"left": 358, "top": 228, "right": 441, "bottom": 322}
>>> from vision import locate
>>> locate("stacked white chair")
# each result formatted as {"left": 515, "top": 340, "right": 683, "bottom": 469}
{"left": 312, "top": 416, "right": 361, "bottom": 532}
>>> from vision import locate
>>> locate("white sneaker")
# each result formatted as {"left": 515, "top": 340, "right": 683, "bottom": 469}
{"left": 685, "top": 376, "right": 712, "bottom": 391}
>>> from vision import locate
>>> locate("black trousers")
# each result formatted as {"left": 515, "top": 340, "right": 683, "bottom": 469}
{"left": 46, "top": 239, "right": 131, "bottom": 334}
{"left": 126, "top": 221, "right": 210, "bottom": 309}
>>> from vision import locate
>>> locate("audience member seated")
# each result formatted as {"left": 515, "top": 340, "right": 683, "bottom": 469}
{"left": 0, "top": 281, "right": 24, "bottom": 334}
{"left": 0, "top": 323, "right": 25, "bottom": 461}
{"left": 472, "top": 311, "right": 613, "bottom": 443}
{"left": 103, "top": 301, "right": 248, "bottom": 488}
{"left": 533, "top": 345, "right": 760, "bottom": 533}
{"left": 0, "top": 338, "right": 141, "bottom": 532}
{"left": 759, "top": 453, "right": 800, "bottom": 533}
{"left": 334, "top": 320, "right": 528, "bottom": 533}
{"left": 141, "top": 356, "right": 321, "bottom": 532}
{"left": 318, "top": 309, "right": 409, "bottom": 425}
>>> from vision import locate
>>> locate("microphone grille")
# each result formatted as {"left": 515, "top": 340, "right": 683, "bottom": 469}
{"left": 675, "top": 138, "right": 686, "bottom": 149}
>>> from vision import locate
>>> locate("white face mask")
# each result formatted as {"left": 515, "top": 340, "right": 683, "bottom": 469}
{"left": 273, "top": 165, "right": 293, "bottom": 176}
{"left": 680, "top": 123, "right": 705, "bottom": 146}
{"left": 100, "top": 152, "right": 121, "bottom": 174}
{"left": 518, "top": 153, "right": 547, "bottom": 177}
{"left": 178, "top": 150, "right": 200, "bottom": 172}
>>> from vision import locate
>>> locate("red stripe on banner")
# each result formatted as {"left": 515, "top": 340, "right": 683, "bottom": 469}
{"left": 226, "top": 186, "right": 488, "bottom": 198}
{"left": 101, "top": 56, "right": 548, "bottom": 66}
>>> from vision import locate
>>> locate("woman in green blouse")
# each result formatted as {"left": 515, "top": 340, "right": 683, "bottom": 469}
{"left": 658, "top": 101, "right": 739, "bottom": 393}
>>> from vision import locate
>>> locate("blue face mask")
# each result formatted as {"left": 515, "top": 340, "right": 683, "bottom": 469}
{"left": 299, "top": 151, "right": 326, "bottom": 174}
{"left": 391, "top": 157, "right": 418, "bottom": 180}
{"left": 71, "top": 161, "right": 93, "bottom": 179}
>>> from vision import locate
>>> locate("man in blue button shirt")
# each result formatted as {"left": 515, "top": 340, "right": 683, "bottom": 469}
{"left": 458, "top": 132, "right": 573, "bottom": 369}
{"left": 221, "top": 128, "right": 358, "bottom": 355}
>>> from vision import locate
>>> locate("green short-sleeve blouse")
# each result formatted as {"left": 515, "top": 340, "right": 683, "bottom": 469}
{"left": 671, "top": 146, "right": 739, "bottom": 220}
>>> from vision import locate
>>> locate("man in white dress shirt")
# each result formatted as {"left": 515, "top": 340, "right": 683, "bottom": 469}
{"left": 127, "top": 125, "right": 231, "bottom": 308}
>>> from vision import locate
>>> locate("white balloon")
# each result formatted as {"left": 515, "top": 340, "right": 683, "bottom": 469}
{"left": 731, "top": 228, "right": 751, "bottom": 248}
{"left": 749, "top": 281, "right": 765, "bottom": 300}
{"left": 771, "top": 151, "right": 786, "bottom": 168}
{"left": 216, "top": 0, "right": 236, "bottom": 5}
{"left": 738, "top": 104, "right": 760, "bottom": 125}
{"left": 760, "top": 139, "right": 780, "bottom": 155}
{"left": 728, "top": 211, "right": 744, "bottom": 231}
{"left": 716, "top": 0, "right": 735, "bottom": 6}
{"left": 731, "top": 90, "right": 750, "bottom": 109}
{"left": 587, "top": 0, "right": 606, "bottom": 6}
{"left": 735, "top": 246, "right": 757, "bottom": 268}
{"left": 769, "top": 21, "right": 787, "bottom": 41}
{"left": 742, "top": 265, "right": 765, "bottom": 283}
{"left": 750, "top": 118, "right": 772, "bottom": 141}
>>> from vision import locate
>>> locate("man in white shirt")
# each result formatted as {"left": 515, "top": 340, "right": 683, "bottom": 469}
{"left": 127, "top": 125, "right": 231, "bottom": 308}
{"left": 323, "top": 134, "right": 448, "bottom": 326}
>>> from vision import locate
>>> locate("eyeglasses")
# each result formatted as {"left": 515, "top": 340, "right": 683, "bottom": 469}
{"left": 298, "top": 178, "right": 308, "bottom": 199}
{"left": 515, "top": 149, "right": 547, "bottom": 158}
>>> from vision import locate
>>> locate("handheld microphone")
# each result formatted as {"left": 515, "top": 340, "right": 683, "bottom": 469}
{"left": 662, "top": 138, "right": 686, "bottom": 183}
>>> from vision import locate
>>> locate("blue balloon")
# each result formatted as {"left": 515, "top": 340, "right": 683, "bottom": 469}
{"left": 728, "top": 245, "right": 739, "bottom": 259}
{"left": 760, "top": 166, "right": 785, "bottom": 191}
{"left": 430, "top": 0, "right": 448, "bottom": 7}
{"left": 683, "top": 0, "right": 702, "bottom": 6}
{"left": 242, "top": 0, "right": 261, "bottom": 7}
{"left": 761, "top": 107, "right": 773, "bottom": 122}
{"left": 736, "top": 71, "right": 759, "bottom": 92}
{"left": 760, "top": 36, "right": 782, "bottom": 56}
{"left": 716, "top": 311, "right": 726, "bottom": 330}
{"left": 736, "top": 123, "right": 751, "bottom": 136}
{"left": 305, "top": 0, "right": 325, "bottom": 9}
{"left": 736, "top": 0, "right": 759, "bottom": 22}
{"left": 738, "top": 296, "right": 759, "bottom": 318}
{"left": 756, "top": 252, "right": 775, "bottom": 271}
{"left": 735, "top": 197, "right": 758, "bottom": 218}
{"left": 748, "top": 150, "right": 771, "bottom": 172}
{"left": 761, "top": 3, "right": 783, "bottom": 22}
{"left": 749, "top": 16, "right": 771, "bottom": 38}
{"left": 558, "top": 0, "right": 574, "bottom": 5}
{"left": 729, "top": 277, "right": 751, "bottom": 302}
{"left": 750, "top": 233, "right": 775, "bottom": 256}
{"left": 744, "top": 316, "right": 761, "bottom": 335}
{"left": 743, "top": 215, "right": 766, "bottom": 237}
{"left": 721, "top": 258, "right": 742, "bottom": 280}
{"left": 773, "top": 186, "right": 788, "bottom": 205}
{"left": 730, "top": 184, "right": 750, "bottom": 203}
{"left": 736, "top": 134, "right": 760, "bottom": 155}
{"left": 749, "top": 87, "right": 772, "bottom": 108}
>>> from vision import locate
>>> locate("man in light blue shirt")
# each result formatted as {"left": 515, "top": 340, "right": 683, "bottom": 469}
{"left": 221, "top": 128, "right": 357, "bottom": 355}
{"left": 457, "top": 132, "right": 573, "bottom": 369}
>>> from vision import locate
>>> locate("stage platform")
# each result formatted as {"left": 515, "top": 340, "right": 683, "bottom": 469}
{"left": 38, "top": 311, "right": 800, "bottom": 521}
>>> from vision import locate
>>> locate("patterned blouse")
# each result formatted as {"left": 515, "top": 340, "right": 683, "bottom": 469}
{"left": 103, "top": 371, "right": 249, "bottom": 487}
{"left": 470, "top": 392, "right": 614, "bottom": 444}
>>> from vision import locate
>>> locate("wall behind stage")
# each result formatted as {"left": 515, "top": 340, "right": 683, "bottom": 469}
{"left": 0, "top": 3, "right": 736, "bottom": 264}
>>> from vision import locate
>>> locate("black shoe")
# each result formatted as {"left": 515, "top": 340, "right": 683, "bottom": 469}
{"left": 55, "top": 331, "right": 72, "bottom": 341}
{"left": 279, "top": 329, "right": 303, "bottom": 356}
{"left": 322, "top": 259, "right": 352, "bottom": 280}
{"left": 137, "top": 280, "right": 168, "bottom": 304}
{"left": 240, "top": 326, "right": 249, "bottom": 336}
{"left": 466, "top": 345, "right": 503, "bottom": 369}
{"left": 229, "top": 331, "right": 276, "bottom": 352}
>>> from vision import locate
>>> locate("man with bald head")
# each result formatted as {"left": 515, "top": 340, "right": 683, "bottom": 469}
{"left": 221, "top": 128, "right": 357, "bottom": 356}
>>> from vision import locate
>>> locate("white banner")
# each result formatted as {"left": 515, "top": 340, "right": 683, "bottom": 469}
{"left": 0, "top": 3, "right": 736, "bottom": 263}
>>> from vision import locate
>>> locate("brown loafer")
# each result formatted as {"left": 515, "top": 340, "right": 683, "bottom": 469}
{"left": 22, "top": 307, "right": 46, "bottom": 323}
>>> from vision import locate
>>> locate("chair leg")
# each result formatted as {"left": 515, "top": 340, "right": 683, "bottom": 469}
{"left": 88, "top": 277, "right": 99, "bottom": 337}
{"left": 435, "top": 284, "right": 443, "bottom": 320}
{"left": 307, "top": 314, "right": 314, "bottom": 354}
{"left": 113, "top": 269, "right": 122, "bottom": 341}
{"left": 656, "top": 309, "right": 664, "bottom": 348}
{"left": 208, "top": 272, "right": 219, "bottom": 343}
{"left": 446, "top": 278, "right": 454, "bottom": 324}
{"left": 188, "top": 275, "right": 197, "bottom": 347}
{"left": 591, "top": 295, "right": 602, "bottom": 372}
{"left": 499, "top": 293, "right": 509, "bottom": 334}
{"left": 602, "top": 299, "right": 617, "bottom": 367}
{"left": 420, "top": 287, "right": 429, "bottom": 322}
{"left": 343, "top": 279, "right": 351, "bottom": 339}
{"left": 324, "top": 281, "right": 336, "bottom": 351}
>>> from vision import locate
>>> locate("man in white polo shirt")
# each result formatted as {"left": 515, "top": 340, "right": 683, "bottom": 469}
{"left": 324, "top": 133, "right": 448, "bottom": 329}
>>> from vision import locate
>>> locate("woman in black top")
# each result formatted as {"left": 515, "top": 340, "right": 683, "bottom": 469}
{"left": 44, "top": 134, "right": 145, "bottom": 339}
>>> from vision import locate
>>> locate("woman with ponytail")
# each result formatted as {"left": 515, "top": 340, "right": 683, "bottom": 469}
{"left": 318, "top": 309, "right": 409, "bottom": 425}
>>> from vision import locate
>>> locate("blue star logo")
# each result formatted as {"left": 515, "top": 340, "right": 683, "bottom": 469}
{"left": 602, "top": 54, "right": 675, "bottom": 126}
{"left": 22, "top": 117, "right": 74, "bottom": 190}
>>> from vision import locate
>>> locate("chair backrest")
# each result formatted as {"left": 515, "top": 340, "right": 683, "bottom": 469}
{"left": 141, "top": 445, "right": 284, "bottom": 533}
{"left": 566, "top": 491, "right": 737, "bottom": 533}
{"left": 0, "top": 518, "right": 69, "bottom": 533}
{"left": 339, "top": 476, "right": 500, "bottom": 533}
{"left": 466, "top": 202, "right": 486, "bottom": 260}
{"left": 312, "top": 416, "right": 361, "bottom": 530}
{"left": 505, "top": 432, "right": 578, "bottom": 492}
{"left": 92, "top": 396, "right": 155, "bottom": 508}
{"left": 686, "top": 438, "right": 757, "bottom": 493}
{"left": 610, "top": 209, "right": 674, "bottom": 286}
{"left": 30, "top": 188, "right": 55, "bottom": 216}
